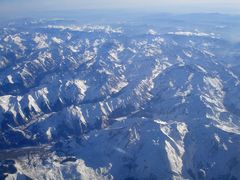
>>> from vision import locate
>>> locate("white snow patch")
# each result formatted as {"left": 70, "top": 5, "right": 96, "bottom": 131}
{"left": 154, "top": 119, "right": 168, "bottom": 125}
{"left": 83, "top": 50, "right": 95, "bottom": 61}
{"left": 99, "top": 102, "right": 108, "bottom": 116}
{"left": 203, "top": 50, "right": 215, "bottom": 57}
{"left": 73, "top": 80, "right": 88, "bottom": 95}
{"left": 46, "top": 127, "right": 53, "bottom": 140}
{"left": 7, "top": 75, "right": 14, "bottom": 84}
{"left": 28, "top": 95, "right": 41, "bottom": 113}
{"left": 168, "top": 31, "right": 212, "bottom": 37}
{"left": 169, "top": 81, "right": 174, "bottom": 88}
{"left": 204, "top": 77, "right": 223, "bottom": 91}
{"left": 215, "top": 123, "right": 240, "bottom": 135}
{"left": 69, "top": 45, "right": 79, "bottom": 53}
{"left": 13, "top": 35, "right": 26, "bottom": 51}
{"left": 214, "top": 133, "right": 220, "bottom": 143}
{"left": 153, "top": 37, "right": 164, "bottom": 44}
{"left": 108, "top": 48, "right": 121, "bottom": 62}
{"left": 147, "top": 29, "right": 157, "bottom": 35}
{"left": 114, "top": 147, "right": 127, "bottom": 154}
{"left": 175, "top": 84, "right": 193, "bottom": 97}
{"left": 115, "top": 116, "right": 127, "bottom": 121}
{"left": 38, "top": 51, "right": 52, "bottom": 63}
{"left": 188, "top": 73, "right": 194, "bottom": 81}
{"left": 110, "top": 80, "right": 128, "bottom": 94}
{"left": 165, "top": 140, "right": 183, "bottom": 175}
{"left": 52, "top": 37, "right": 63, "bottom": 44}
{"left": 70, "top": 106, "right": 87, "bottom": 125}
{"left": 183, "top": 50, "right": 192, "bottom": 58}
{"left": 0, "top": 95, "right": 11, "bottom": 112}
{"left": 47, "top": 25, "right": 123, "bottom": 34}
{"left": 5, "top": 35, "right": 26, "bottom": 51}
{"left": 33, "top": 34, "right": 48, "bottom": 49}
{"left": 196, "top": 65, "right": 207, "bottom": 73}
{"left": 176, "top": 56, "right": 184, "bottom": 63}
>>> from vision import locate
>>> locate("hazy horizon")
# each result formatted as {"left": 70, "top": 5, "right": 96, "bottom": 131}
{"left": 0, "top": 0, "right": 240, "bottom": 18}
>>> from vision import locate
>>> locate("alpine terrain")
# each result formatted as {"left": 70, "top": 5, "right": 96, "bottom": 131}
{"left": 0, "top": 13, "right": 240, "bottom": 179}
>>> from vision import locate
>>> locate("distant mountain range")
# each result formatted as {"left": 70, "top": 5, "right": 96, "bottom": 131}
{"left": 0, "top": 15, "right": 240, "bottom": 179}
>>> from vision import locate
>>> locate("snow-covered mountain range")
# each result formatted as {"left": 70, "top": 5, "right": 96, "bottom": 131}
{"left": 0, "top": 15, "right": 240, "bottom": 179}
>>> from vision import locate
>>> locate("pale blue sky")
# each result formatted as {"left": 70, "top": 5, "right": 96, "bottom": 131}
{"left": 0, "top": 0, "right": 240, "bottom": 15}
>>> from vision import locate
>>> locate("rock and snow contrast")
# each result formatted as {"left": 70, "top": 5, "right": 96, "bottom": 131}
{"left": 0, "top": 14, "right": 240, "bottom": 179}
